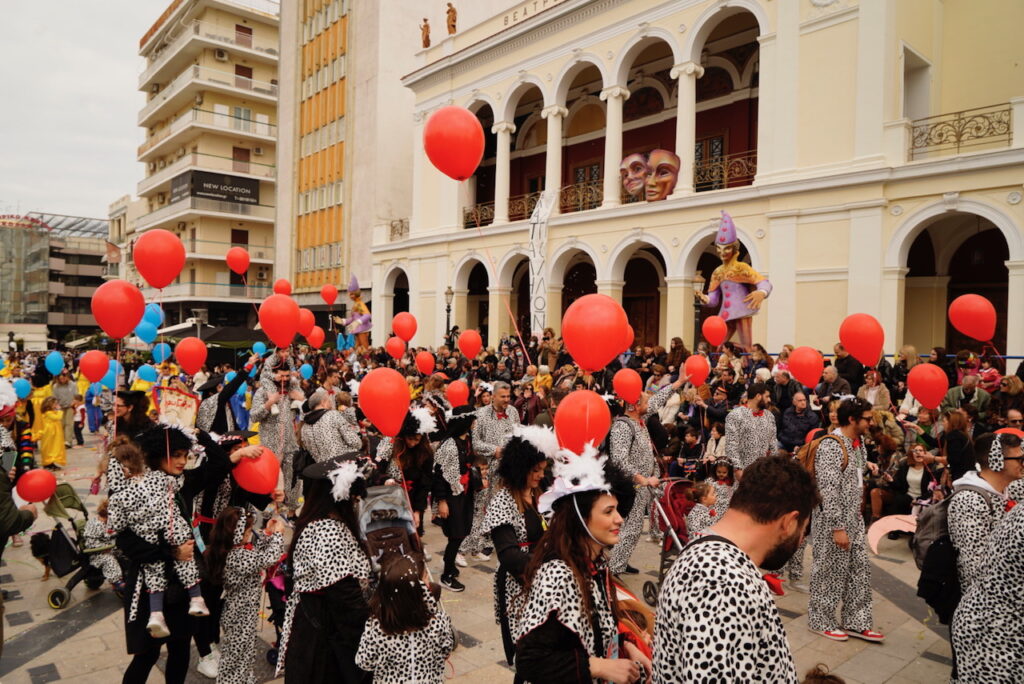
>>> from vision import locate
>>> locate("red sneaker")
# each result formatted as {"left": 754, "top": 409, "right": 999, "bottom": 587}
{"left": 809, "top": 628, "right": 848, "bottom": 641}
{"left": 847, "top": 629, "right": 885, "bottom": 643}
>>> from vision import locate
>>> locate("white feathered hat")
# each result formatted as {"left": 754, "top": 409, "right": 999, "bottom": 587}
{"left": 538, "top": 444, "right": 611, "bottom": 516}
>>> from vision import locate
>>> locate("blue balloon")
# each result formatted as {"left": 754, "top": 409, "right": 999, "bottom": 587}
{"left": 225, "top": 371, "right": 237, "bottom": 383}
{"left": 100, "top": 370, "right": 117, "bottom": 389}
{"left": 45, "top": 351, "right": 65, "bottom": 375}
{"left": 143, "top": 302, "right": 164, "bottom": 327}
{"left": 108, "top": 359, "right": 124, "bottom": 375}
{"left": 0, "top": 357, "right": 6, "bottom": 371}
{"left": 253, "top": 342, "right": 267, "bottom": 355}
{"left": 299, "top": 363, "right": 313, "bottom": 380}
{"left": 135, "top": 321, "right": 158, "bottom": 344}
{"left": 249, "top": 365, "right": 259, "bottom": 378}
{"left": 137, "top": 365, "right": 158, "bottom": 383}
{"left": 152, "top": 343, "right": 171, "bottom": 363}
{"left": 13, "top": 378, "right": 30, "bottom": 399}
{"left": 236, "top": 381, "right": 248, "bottom": 397}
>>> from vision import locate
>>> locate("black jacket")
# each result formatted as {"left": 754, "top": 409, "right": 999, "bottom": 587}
{"left": 778, "top": 407, "right": 821, "bottom": 451}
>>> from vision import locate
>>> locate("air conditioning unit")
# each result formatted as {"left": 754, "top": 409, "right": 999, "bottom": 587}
{"left": 194, "top": 93, "right": 204, "bottom": 105}
{"left": 255, "top": 268, "right": 269, "bottom": 281}
{"left": 157, "top": 159, "right": 166, "bottom": 169}
{"left": 148, "top": 162, "right": 157, "bottom": 172}
{"left": 150, "top": 83, "right": 161, "bottom": 94}
{"left": 177, "top": 222, "right": 187, "bottom": 230}
{"left": 214, "top": 49, "right": 229, "bottom": 61}
{"left": 253, "top": 146, "right": 264, "bottom": 156}
{"left": 270, "top": 78, "right": 278, "bottom": 86}
{"left": 158, "top": 193, "right": 167, "bottom": 204}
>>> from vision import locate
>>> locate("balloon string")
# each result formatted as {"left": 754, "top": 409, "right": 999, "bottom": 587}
{"left": 241, "top": 274, "right": 261, "bottom": 317}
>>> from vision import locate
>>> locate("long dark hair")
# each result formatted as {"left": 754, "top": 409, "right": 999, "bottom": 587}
{"left": 396, "top": 437, "right": 434, "bottom": 473}
{"left": 368, "top": 553, "right": 434, "bottom": 635}
{"left": 287, "top": 478, "right": 367, "bottom": 562}
{"left": 205, "top": 507, "right": 249, "bottom": 586}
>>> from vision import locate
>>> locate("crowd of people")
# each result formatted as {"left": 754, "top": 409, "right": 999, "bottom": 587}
{"left": 1, "top": 329, "right": 1023, "bottom": 683}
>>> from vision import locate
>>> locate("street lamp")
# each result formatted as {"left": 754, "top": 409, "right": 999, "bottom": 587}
{"left": 444, "top": 286, "right": 454, "bottom": 342}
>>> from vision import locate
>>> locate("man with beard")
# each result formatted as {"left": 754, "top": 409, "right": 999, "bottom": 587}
{"left": 807, "top": 397, "right": 885, "bottom": 642}
{"left": 725, "top": 382, "right": 777, "bottom": 477}
{"left": 652, "top": 455, "right": 818, "bottom": 683}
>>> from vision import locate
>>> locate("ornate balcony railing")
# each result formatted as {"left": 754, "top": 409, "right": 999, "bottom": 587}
{"left": 389, "top": 218, "right": 409, "bottom": 241}
{"left": 559, "top": 180, "right": 603, "bottom": 214}
{"left": 508, "top": 191, "right": 542, "bottom": 222}
{"left": 695, "top": 149, "right": 757, "bottom": 191}
{"left": 463, "top": 202, "right": 494, "bottom": 229}
{"left": 910, "top": 104, "right": 1012, "bottom": 159}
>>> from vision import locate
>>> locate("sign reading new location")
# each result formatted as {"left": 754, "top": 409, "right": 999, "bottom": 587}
{"left": 170, "top": 171, "right": 260, "bottom": 205}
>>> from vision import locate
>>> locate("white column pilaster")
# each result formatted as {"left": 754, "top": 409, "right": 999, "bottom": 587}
{"left": 1006, "top": 261, "right": 1024, "bottom": 375}
{"left": 596, "top": 279, "right": 624, "bottom": 303}
{"left": 664, "top": 276, "right": 690, "bottom": 350}
{"left": 853, "top": 0, "right": 894, "bottom": 164}
{"left": 492, "top": 121, "right": 516, "bottom": 224}
{"left": 757, "top": 1, "right": 798, "bottom": 179}
{"left": 545, "top": 287, "right": 563, "bottom": 335}
{"left": 600, "top": 85, "right": 629, "bottom": 209}
{"left": 846, "top": 206, "right": 885, "bottom": 315}
{"left": 542, "top": 105, "right": 568, "bottom": 216}
{"left": 881, "top": 267, "right": 909, "bottom": 354}
{"left": 1011, "top": 98, "right": 1024, "bottom": 149}
{"left": 488, "top": 287, "right": 513, "bottom": 343}
{"left": 766, "top": 215, "right": 797, "bottom": 351}
{"left": 669, "top": 62, "right": 703, "bottom": 198}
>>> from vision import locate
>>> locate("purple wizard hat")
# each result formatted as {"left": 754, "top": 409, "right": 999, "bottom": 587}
{"left": 716, "top": 211, "right": 738, "bottom": 245}
{"left": 348, "top": 275, "right": 360, "bottom": 293}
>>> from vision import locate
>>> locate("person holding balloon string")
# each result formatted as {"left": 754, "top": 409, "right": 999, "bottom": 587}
{"left": 195, "top": 353, "right": 261, "bottom": 434}
{"left": 251, "top": 356, "right": 305, "bottom": 511}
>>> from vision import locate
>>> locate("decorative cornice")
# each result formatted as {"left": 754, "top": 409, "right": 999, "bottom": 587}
{"left": 541, "top": 104, "right": 569, "bottom": 120}
{"left": 670, "top": 61, "right": 704, "bottom": 80}
{"left": 599, "top": 85, "right": 631, "bottom": 101}
{"left": 492, "top": 120, "right": 517, "bottom": 135}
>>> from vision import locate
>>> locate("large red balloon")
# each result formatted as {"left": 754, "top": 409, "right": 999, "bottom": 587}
{"left": 839, "top": 313, "right": 885, "bottom": 366}
{"left": 996, "top": 427, "right": 1024, "bottom": 440}
{"left": 702, "top": 316, "right": 728, "bottom": 347}
{"left": 91, "top": 280, "right": 145, "bottom": 339}
{"left": 613, "top": 369, "right": 642, "bottom": 404}
{"left": 415, "top": 351, "right": 435, "bottom": 376}
{"left": 423, "top": 106, "right": 485, "bottom": 181}
{"left": 134, "top": 229, "right": 185, "bottom": 289}
{"left": 623, "top": 325, "right": 635, "bottom": 352}
{"left": 307, "top": 325, "right": 325, "bottom": 349}
{"left": 907, "top": 363, "right": 949, "bottom": 410}
{"left": 233, "top": 447, "right": 279, "bottom": 495}
{"left": 555, "top": 390, "right": 612, "bottom": 455}
{"left": 273, "top": 279, "right": 292, "bottom": 296}
{"left": 16, "top": 469, "right": 57, "bottom": 503}
{"left": 949, "top": 294, "right": 996, "bottom": 342}
{"left": 392, "top": 312, "right": 417, "bottom": 342}
{"left": 225, "top": 247, "right": 250, "bottom": 275}
{"left": 297, "top": 308, "right": 315, "bottom": 337}
{"left": 80, "top": 350, "right": 110, "bottom": 383}
{"left": 562, "top": 294, "right": 629, "bottom": 372}
{"left": 789, "top": 346, "right": 824, "bottom": 388}
{"left": 175, "top": 337, "right": 208, "bottom": 376}
{"left": 446, "top": 380, "right": 470, "bottom": 407}
{"left": 359, "top": 368, "right": 411, "bottom": 437}
{"left": 684, "top": 354, "right": 711, "bottom": 387}
{"left": 385, "top": 336, "right": 406, "bottom": 360}
{"left": 458, "top": 329, "right": 482, "bottom": 359}
{"left": 259, "top": 294, "right": 300, "bottom": 348}
{"left": 321, "top": 284, "right": 338, "bottom": 306}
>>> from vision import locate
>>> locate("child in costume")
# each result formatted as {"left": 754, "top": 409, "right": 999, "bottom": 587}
{"left": 83, "top": 499, "right": 124, "bottom": 592}
{"left": 684, "top": 482, "right": 718, "bottom": 537}
{"left": 37, "top": 396, "right": 66, "bottom": 469}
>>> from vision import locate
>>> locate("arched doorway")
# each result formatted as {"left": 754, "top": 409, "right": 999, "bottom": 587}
{"left": 468, "top": 262, "right": 489, "bottom": 344}
{"left": 562, "top": 260, "right": 597, "bottom": 316}
{"left": 512, "top": 260, "right": 531, "bottom": 340}
{"left": 622, "top": 256, "right": 662, "bottom": 347}
{"left": 948, "top": 231, "right": 1008, "bottom": 352}
{"left": 392, "top": 271, "right": 409, "bottom": 317}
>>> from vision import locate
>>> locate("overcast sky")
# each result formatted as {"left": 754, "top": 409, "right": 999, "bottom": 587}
{"left": 0, "top": 2, "right": 164, "bottom": 219}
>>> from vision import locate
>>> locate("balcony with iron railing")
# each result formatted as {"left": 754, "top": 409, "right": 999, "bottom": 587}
{"left": 909, "top": 103, "right": 1013, "bottom": 160}
{"left": 141, "top": 281, "right": 272, "bottom": 301}
{"left": 139, "top": 107, "right": 276, "bottom": 160}
{"left": 695, "top": 149, "right": 758, "bottom": 192}
{"left": 139, "top": 152, "right": 276, "bottom": 196}
{"left": 184, "top": 238, "right": 275, "bottom": 262}
{"left": 140, "top": 19, "right": 279, "bottom": 90}
{"left": 136, "top": 196, "right": 276, "bottom": 232}
{"left": 139, "top": 64, "right": 278, "bottom": 127}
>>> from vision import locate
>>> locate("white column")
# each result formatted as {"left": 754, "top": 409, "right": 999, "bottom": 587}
{"left": 596, "top": 279, "right": 624, "bottom": 302}
{"left": 545, "top": 287, "right": 563, "bottom": 336}
{"left": 846, "top": 206, "right": 885, "bottom": 314}
{"left": 488, "top": 286, "right": 513, "bottom": 343}
{"left": 453, "top": 287, "right": 470, "bottom": 331}
{"left": 881, "top": 267, "right": 909, "bottom": 354}
{"left": 766, "top": 214, "right": 797, "bottom": 351}
{"left": 542, "top": 105, "right": 568, "bottom": 216}
{"left": 1011, "top": 98, "right": 1024, "bottom": 149}
{"left": 757, "top": 1, "right": 798, "bottom": 179}
{"left": 600, "top": 85, "right": 630, "bottom": 209}
{"left": 1007, "top": 261, "right": 1024, "bottom": 375}
{"left": 664, "top": 276, "right": 689, "bottom": 349}
{"left": 492, "top": 121, "right": 516, "bottom": 224}
{"left": 853, "top": 0, "right": 894, "bottom": 164}
{"left": 669, "top": 62, "right": 703, "bottom": 198}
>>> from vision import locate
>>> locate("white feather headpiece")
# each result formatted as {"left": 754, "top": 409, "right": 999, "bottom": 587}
{"left": 411, "top": 406, "right": 438, "bottom": 435}
{"left": 538, "top": 444, "right": 610, "bottom": 516}
{"left": 328, "top": 460, "right": 361, "bottom": 502}
{"left": 511, "top": 424, "right": 560, "bottom": 459}
{"left": 0, "top": 379, "right": 17, "bottom": 411}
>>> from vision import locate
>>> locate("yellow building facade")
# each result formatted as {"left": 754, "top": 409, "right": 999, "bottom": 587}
{"left": 374, "top": 0, "right": 1024, "bottom": 369}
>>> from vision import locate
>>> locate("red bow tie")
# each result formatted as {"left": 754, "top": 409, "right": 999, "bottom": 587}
{"left": 852, "top": 439, "right": 862, "bottom": 449}
{"left": 752, "top": 410, "right": 764, "bottom": 417}
{"left": 1007, "top": 500, "right": 1017, "bottom": 512}
{"left": 495, "top": 412, "right": 508, "bottom": 420}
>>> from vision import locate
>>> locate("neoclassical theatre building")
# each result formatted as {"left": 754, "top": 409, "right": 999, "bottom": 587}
{"left": 371, "top": 0, "right": 1024, "bottom": 364}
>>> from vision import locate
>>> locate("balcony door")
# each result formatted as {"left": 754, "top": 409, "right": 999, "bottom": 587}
{"left": 232, "top": 146, "right": 250, "bottom": 174}
{"left": 695, "top": 135, "right": 725, "bottom": 192}
{"left": 235, "top": 24, "right": 253, "bottom": 48}
{"left": 234, "top": 65, "right": 253, "bottom": 90}
{"left": 232, "top": 106, "right": 253, "bottom": 133}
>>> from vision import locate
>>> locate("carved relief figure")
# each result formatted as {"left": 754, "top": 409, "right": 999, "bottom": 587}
{"left": 446, "top": 3, "right": 457, "bottom": 34}
{"left": 420, "top": 18, "right": 431, "bottom": 48}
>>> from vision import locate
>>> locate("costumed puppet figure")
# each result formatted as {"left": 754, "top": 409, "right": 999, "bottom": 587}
{"left": 339, "top": 276, "right": 372, "bottom": 352}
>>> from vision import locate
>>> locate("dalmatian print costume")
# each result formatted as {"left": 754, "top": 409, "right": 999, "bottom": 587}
{"left": 724, "top": 405, "right": 777, "bottom": 470}
{"left": 705, "top": 477, "right": 734, "bottom": 515}
{"left": 218, "top": 524, "right": 283, "bottom": 684}
{"left": 250, "top": 365, "right": 301, "bottom": 506}
{"left": 196, "top": 393, "right": 234, "bottom": 433}
{"left": 355, "top": 587, "right": 455, "bottom": 683}
{"left": 1006, "top": 477, "right": 1024, "bottom": 503}
{"left": 0, "top": 425, "right": 14, "bottom": 452}
{"left": 684, "top": 502, "right": 715, "bottom": 537}
{"left": 949, "top": 472, "right": 1006, "bottom": 592}
{"left": 83, "top": 515, "right": 122, "bottom": 585}
{"left": 301, "top": 408, "right": 362, "bottom": 463}
{"left": 951, "top": 502, "right": 1024, "bottom": 683}
{"left": 808, "top": 431, "right": 874, "bottom": 634}
{"left": 463, "top": 404, "right": 519, "bottom": 554}
{"left": 482, "top": 488, "right": 530, "bottom": 641}
{"left": 652, "top": 537, "right": 798, "bottom": 683}
{"left": 276, "top": 518, "right": 372, "bottom": 676}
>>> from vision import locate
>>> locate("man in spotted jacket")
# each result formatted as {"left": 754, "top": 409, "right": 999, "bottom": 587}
{"left": 725, "top": 382, "right": 777, "bottom": 477}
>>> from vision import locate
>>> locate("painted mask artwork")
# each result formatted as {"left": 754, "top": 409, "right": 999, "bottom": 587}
{"left": 619, "top": 153, "right": 648, "bottom": 200}
{"left": 620, "top": 149, "right": 681, "bottom": 202}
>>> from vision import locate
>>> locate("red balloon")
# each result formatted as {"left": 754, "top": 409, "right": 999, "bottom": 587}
{"left": 175, "top": 337, "right": 208, "bottom": 376}
{"left": 233, "top": 447, "right": 279, "bottom": 495}
{"left": 392, "top": 312, "right": 417, "bottom": 342}
{"left": 307, "top": 325, "right": 325, "bottom": 349}
{"left": 683, "top": 354, "right": 711, "bottom": 387}
{"left": 297, "top": 308, "right": 315, "bottom": 337}
{"left": 949, "top": 294, "right": 996, "bottom": 342}
{"left": 225, "top": 246, "right": 250, "bottom": 275}
{"left": 359, "top": 368, "right": 411, "bottom": 437}
{"left": 613, "top": 369, "right": 642, "bottom": 404}
{"left": 623, "top": 325, "right": 635, "bottom": 352}
{"left": 134, "top": 229, "right": 185, "bottom": 289}
{"left": 907, "top": 363, "right": 949, "bottom": 410}
{"left": 273, "top": 278, "right": 292, "bottom": 296}
{"left": 702, "top": 316, "right": 728, "bottom": 347}
{"left": 321, "top": 284, "right": 338, "bottom": 306}
{"left": 415, "top": 351, "right": 435, "bottom": 376}
{"left": 789, "top": 346, "right": 824, "bottom": 388}
{"left": 458, "top": 329, "right": 482, "bottom": 359}
{"left": 446, "top": 380, "right": 470, "bottom": 407}
{"left": 554, "top": 390, "right": 612, "bottom": 455}
{"left": 562, "top": 294, "right": 629, "bottom": 372}
{"left": 80, "top": 350, "right": 110, "bottom": 383}
{"left": 423, "top": 106, "right": 485, "bottom": 181}
{"left": 806, "top": 429, "right": 821, "bottom": 444}
{"left": 91, "top": 280, "right": 145, "bottom": 339}
{"left": 16, "top": 469, "right": 57, "bottom": 503}
{"left": 839, "top": 313, "right": 885, "bottom": 366}
{"left": 385, "top": 336, "right": 406, "bottom": 360}
{"left": 259, "top": 294, "right": 300, "bottom": 348}
{"left": 996, "top": 427, "right": 1024, "bottom": 440}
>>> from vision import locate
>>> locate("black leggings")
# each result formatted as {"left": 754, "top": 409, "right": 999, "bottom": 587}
{"left": 443, "top": 535, "right": 465, "bottom": 577}
{"left": 122, "top": 638, "right": 190, "bottom": 684}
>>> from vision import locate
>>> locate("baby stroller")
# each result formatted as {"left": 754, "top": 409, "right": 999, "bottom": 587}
{"left": 35, "top": 483, "right": 113, "bottom": 609}
{"left": 642, "top": 479, "right": 693, "bottom": 606}
{"left": 359, "top": 484, "right": 422, "bottom": 568}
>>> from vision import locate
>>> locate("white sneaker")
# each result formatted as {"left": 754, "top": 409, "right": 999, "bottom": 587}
{"left": 423, "top": 548, "right": 433, "bottom": 562}
{"left": 147, "top": 611, "right": 170, "bottom": 638}
{"left": 472, "top": 552, "right": 491, "bottom": 562}
{"left": 788, "top": 581, "right": 810, "bottom": 594}
{"left": 188, "top": 596, "right": 210, "bottom": 617}
{"left": 196, "top": 651, "right": 219, "bottom": 679}
{"left": 455, "top": 553, "right": 468, "bottom": 568}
